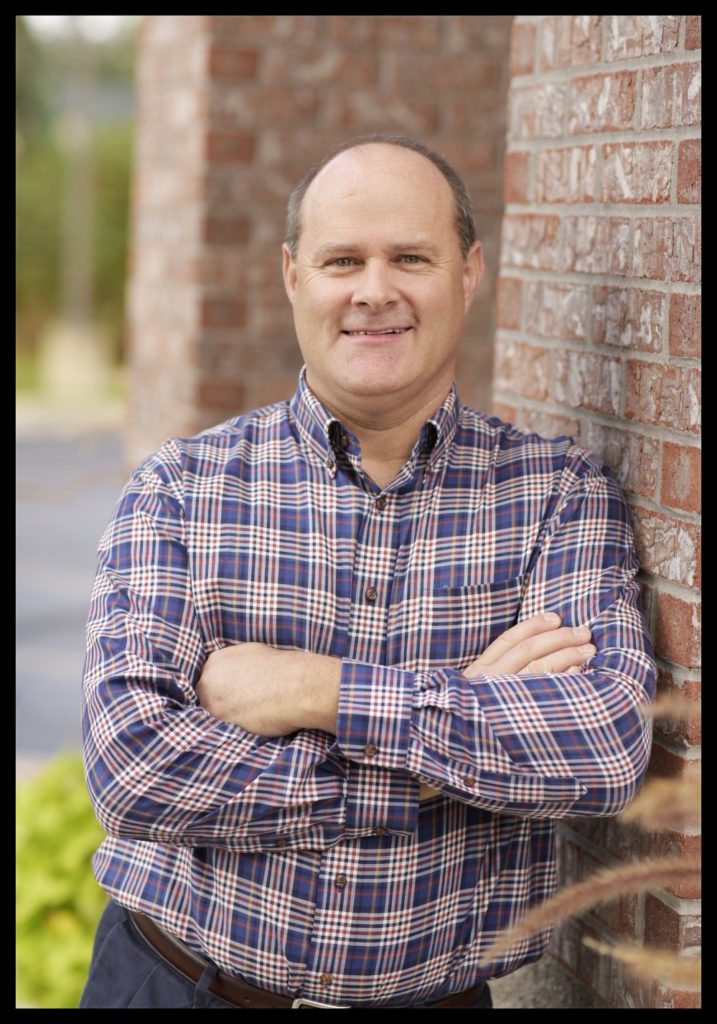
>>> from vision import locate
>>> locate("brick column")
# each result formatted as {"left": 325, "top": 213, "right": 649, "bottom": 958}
{"left": 126, "top": 15, "right": 513, "bottom": 468}
{"left": 494, "top": 16, "right": 701, "bottom": 1009}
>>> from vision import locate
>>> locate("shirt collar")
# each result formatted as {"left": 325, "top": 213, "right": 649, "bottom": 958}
{"left": 289, "top": 366, "right": 461, "bottom": 477}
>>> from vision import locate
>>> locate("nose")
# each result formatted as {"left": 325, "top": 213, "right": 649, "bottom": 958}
{"left": 351, "top": 259, "right": 399, "bottom": 310}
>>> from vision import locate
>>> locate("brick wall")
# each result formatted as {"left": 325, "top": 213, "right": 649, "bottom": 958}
{"left": 493, "top": 16, "right": 701, "bottom": 1009}
{"left": 125, "top": 15, "right": 513, "bottom": 468}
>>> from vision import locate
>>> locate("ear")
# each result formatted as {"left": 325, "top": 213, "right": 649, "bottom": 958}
{"left": 282, "top": 243, "right": 297, "bottom": 305}
{"left": 462, "top": 240, "right": 484, "bottom": 314}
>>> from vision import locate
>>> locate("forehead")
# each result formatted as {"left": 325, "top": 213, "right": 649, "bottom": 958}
{"left": 299, "top": 144, "right": 457, "bottom": 247}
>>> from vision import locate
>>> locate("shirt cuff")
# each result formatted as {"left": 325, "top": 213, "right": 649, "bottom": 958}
{"left": 333, "top": 659, "right": 416, "bottom": 770}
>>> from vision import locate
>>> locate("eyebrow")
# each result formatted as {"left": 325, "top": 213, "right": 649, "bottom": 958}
{"left": 312, "top": 240, "right": 443, "bottom": 261}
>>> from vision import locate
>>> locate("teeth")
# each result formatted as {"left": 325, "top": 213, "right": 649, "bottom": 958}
{"left": 349, "top": 328, "right": 406, "bottom": 335}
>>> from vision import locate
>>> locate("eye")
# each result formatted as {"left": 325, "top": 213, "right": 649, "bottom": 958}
{"left": 327, "top": 257, "right": 358, "bottom": 267}
{"left": 397, "top": 254, "right": 425, "bottom": 264}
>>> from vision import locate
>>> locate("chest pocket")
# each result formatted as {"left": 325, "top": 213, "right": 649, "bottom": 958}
{"left": 416, "top": 573, "right": 527, "bottom": 672}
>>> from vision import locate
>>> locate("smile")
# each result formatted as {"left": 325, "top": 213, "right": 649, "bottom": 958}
{"left": 341, "top": 327, "right": 412, "bottom": 336}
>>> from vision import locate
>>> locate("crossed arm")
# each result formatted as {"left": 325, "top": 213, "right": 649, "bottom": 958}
{"left": 195, "top": 614, "right": 596, "bottom": 737}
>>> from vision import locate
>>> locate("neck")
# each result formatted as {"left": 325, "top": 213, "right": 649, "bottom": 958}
{"left": 306, "top": 373, "right": 452, "bottom": 480}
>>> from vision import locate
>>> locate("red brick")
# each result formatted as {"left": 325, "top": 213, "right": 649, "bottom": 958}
{"left": 647, "top": 742, "right": 700, "bottom": 785}
{"left": 520, "top": 408, "right": 580, "bottom": 440}
{"left": 641, "top": 64, "right": 701, "bottom": 130}
{"left": 562, "top": 216, "right": 630, "bottom": 276}
{"left": 554, "top": 349, "right": 621, "bottom": 416}
{"left": 539, "top": 16, "right": 602, "bottom": 70}
{"left": 327, "top": 15, "right": 442, "bottom": 50}
{"left": 569, "top": 71, "right": 637, "bottom": 133}
{"left": 450, "top": 15, "right": 515, "bottom": 53}
{"left": 644, "top": 893, "right": 701, "bottom": 950}
{"left": 625, "top": 361, "right": 700, "bottom": 434}
{"left": 196, "top": 375, "right": 245, "bottom": 413}
{"left": 578, "top": 422, "right": 659, "bottom": 499}
{"left": 601, "top": 142, "right": 673, "bottom": 204}
{"left": 490, "top": 399, "right": 518, "bottom": 424}
{"left": 510, "top": 18, "right": 536, "bottom": 75}
{"left": 633, "top": 216, "right": 700, "bottom": 284}
{"left": 264, "top": 47, "right": 379, "bottom": 86}
{"left": 394, "top": 52, "right": 505, "bottom": 91}
{"left": 202, "top": 216, "right": 250, "bottom": 247}
{"left": 677, "top": 139, "right": 701, "bottom": 204}
{"left": 654, "top": 591, "right": 701, "bottom": 669}
{"left": 653, "top": 987, "right": 702, "bottom": 1011}
{"left": 631, "top": 506, "right": 700, "bottom": 589}
{"left": 200, "top": 297, "right": 246, "bottom": 329}
{"left": 509, "top": 83, "right": 567, "bottom": 139}
{"left": 523, "top": 281, "right": 589, "bottom": 340}
{"left": 500, "top": 214, "right": 561, "bottom": 270}
{"left": 324, "top": 92, "right": 438, "bottom": 135}
{"left": 252, "top": 376, "right": 299, "bottom": 408}
{"left": 661, "top": 441, "right": 701, "bottom": 515}
{"left": 495, "top": 277, "right": 523, "bottom": 329}
{"left": 685, "top": 16, "right": 701, "bottom": 50}
{"left": 209, "top": 16, "right": 320, "bottom": 43}
{"left": 655, "top": 665, "right": 702, "bottom": 746}
{"left": 447, "top": 94, "right": 511, "bottom": 138}
{"left": 204, "top": 131, "right": 255, "bottom": 163}
{"left": 503, "top": 150, "right": 530, "bottom": 204}
{"left": 592, "top": 287, "right": 664, "bottom": 352}
{"left": 207, "top": 44, "right": 257, "bottom": 80}
{"left": 669, "top": 293, "right": 701, "bottom": 358}
{"left": 558, "top": 836, "right": 638, "bottom": 939}
{"left": 493, "top": 339, "right": 553, "bottom": 401}
{"left": 535, "top": 145, "right": 597, "bottom": 203}
{"left": 605, "top": 16, "right": 680, "bottom": 60}
{"left": 209, "top": 87, "right": 319, "bottom": 130}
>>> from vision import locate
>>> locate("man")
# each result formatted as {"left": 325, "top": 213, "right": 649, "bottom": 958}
{"left": 80, "top": 134, "right": 655, "bottom": 1009}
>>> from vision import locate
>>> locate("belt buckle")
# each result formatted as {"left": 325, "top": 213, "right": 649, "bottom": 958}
{"left": 291, "top": 997, "right": 351, "bottom": 1009}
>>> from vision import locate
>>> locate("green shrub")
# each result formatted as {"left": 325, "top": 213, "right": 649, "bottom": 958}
{"left": 16, "top": 752, "right": 107, "bottom": 1008}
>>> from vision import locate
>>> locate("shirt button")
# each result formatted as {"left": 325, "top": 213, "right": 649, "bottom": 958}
{"left": 375, "top": 496, "right": 387, "bottom": 511}
{"left": 325, "top": 456, "right": 335, "bottom": 470}
{"left": 320, "top": 973, "right": 333, "bottom": 988}
{"left": 363, "top": 744, "right": 378, "bottom": 759}
{"left": 334, "top": 874, "right": 348, "bottom": 890}
{"left": 463, "top": 774, "right": 477, "bottom": 789}
{"left": 276, "top": 837, "right": 288, "bottom": 848}
{"left": 374, "top": 826, "right": 389, "bottom": 836}
{"left": 341, "top": 434, "right": 350, "bottom": 449}
{"left": 365, "top": 586, "right": 378, "bottom": 603}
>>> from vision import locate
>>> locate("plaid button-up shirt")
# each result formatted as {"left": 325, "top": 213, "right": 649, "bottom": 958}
{"left": 82, "top": 369, "right": 655, "bottom": 1007}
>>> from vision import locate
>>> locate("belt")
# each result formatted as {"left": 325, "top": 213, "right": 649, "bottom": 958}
{"left": 130, "top": 910, "right": 486, "bottom": 1009}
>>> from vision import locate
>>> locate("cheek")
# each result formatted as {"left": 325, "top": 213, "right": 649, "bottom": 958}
{"left": 294, "top": 282, "right": 345, "bottom": 324}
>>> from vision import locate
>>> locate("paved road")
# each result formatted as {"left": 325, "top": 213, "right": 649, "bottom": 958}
{"left": 17, "top": 424, "right": 127, "bottom": 761}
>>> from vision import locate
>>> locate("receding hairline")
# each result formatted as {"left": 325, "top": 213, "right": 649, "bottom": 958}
{"left": 285, "top": 133, "right": 477, "bottom": 260}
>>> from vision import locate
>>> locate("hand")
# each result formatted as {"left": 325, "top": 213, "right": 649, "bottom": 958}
{"left": 419, "top": 614, "right": 594, "bottom": 801}
{"left": 464, "top": 612, "right": 595, "bottom": 678}
{"left": 196, "top": 643, "right": 340, "bottom": 737}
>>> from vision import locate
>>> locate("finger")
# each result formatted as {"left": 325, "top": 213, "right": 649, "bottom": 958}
{"left": 476, "top": 613, "right": 563, "bottom": 668}
{"left": 474, "top": 625, "right": 592, "bottom": 676}
{"left": 520, "top": 644, "right": 596, "bottom": 676}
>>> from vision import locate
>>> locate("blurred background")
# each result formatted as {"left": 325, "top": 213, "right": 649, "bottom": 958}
{"left": 16, "top": 15, "right": 142, "bottom": 1008}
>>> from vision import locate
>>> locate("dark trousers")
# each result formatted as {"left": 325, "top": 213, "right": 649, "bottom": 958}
{"left": 79, "top": 899, "right": 493, "bottom": 1009}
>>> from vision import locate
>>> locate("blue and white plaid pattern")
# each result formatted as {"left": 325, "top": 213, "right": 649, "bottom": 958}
{"left": 82, "top": 369, "right": 655, "bottom": 1007}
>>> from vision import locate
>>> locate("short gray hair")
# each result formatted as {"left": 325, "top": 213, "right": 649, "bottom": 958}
{"left": 285, "top": 132, "right": 477, "bottom": 260}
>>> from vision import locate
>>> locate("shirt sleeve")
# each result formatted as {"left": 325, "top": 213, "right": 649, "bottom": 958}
{"left": 332, "top": 451, "right": 656, "bottom": 819}
{"left": 82, "top": 448, "right": 346, "bottom": 852}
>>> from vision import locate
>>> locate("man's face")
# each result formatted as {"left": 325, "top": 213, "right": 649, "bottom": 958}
{"left": 282, "top": 144, "right": 483, "bottom": 421}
